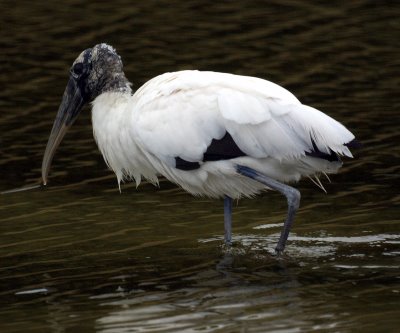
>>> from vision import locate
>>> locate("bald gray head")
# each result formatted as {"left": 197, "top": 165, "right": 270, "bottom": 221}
{"left": 42, "top": 44, "right": 131, "bottom": 185}
{"left": 71, "top": 43, "right": 131, "bottom": 102}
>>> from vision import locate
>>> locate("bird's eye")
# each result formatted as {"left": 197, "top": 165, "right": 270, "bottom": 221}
{"left": 72, "top": 63, "right": 84, "bottom": 76}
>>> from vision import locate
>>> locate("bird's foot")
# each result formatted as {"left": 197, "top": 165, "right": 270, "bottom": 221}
{"left": 274, "top": 246, "right": 285, "bottom": 257}
{"left": 222, "top": 240, "right": 233, "bottom": 249}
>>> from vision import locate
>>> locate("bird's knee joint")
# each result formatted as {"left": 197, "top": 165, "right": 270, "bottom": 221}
{"left": 287, "top": 188, "right": 301, "bottom": 209}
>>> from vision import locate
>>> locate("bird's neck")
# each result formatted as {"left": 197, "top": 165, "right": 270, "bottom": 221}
{"left": 100, "top": 72, "right": 132, "bottom": 95}
{"left": 89, "top": 71, "right": 132, "bottom": 100}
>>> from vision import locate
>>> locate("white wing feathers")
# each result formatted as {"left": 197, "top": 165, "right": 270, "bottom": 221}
{"left": 134, "top": 90, "right": 225, "bottom": 164}
{"left": 132, "top": 71, "right": 354, "bottom": 167}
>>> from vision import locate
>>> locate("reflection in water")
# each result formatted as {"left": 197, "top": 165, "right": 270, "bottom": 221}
{"left": 0, "top": 0, "right": 399, "bottom": 332}
{"left": 94, "top": 253, "right": 302, "bottom": 333}
{"left": 0, "top": 183, "right": 41, "bottom": 195}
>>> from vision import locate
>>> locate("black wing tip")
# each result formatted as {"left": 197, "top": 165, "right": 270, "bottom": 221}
{"left": 305, "top": 150, "right": 340, "bottom": 162}
{"left": 305, "top": 137, "right": 362, "bottom": 162}
{"left": 174, "top": 131, "right": 247, "bottom": 171}
{"left": 175, "top": 157, "right": 200, "bottom": 171}
{"left": 345, "top": 138, "right": 362, "bottom": 148}
{"left": 305, "top": 138, "right": 341, "bottom": 162}
{"left": 203, "top": 132, "right": 246, "bottom": 161}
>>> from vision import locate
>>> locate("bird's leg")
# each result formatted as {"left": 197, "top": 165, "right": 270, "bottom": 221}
{"left": 224, "top": 195, "right": 233, "bottom": 245}
{"left": 236, "top": 165, "right": 301, "bottom": 254}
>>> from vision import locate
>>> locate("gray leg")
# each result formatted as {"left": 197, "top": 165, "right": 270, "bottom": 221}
{"left": 224, "top": 195, "right": 233, "bottom": 245}
{"left": 236, "top": 165, "right": 301, "bottom": 254}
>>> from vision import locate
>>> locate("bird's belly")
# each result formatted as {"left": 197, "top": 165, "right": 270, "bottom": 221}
{"left": 154, "top": 155, "right": 341, "bottom": 199}
{"left": 155, "top": 159, "right": 263, "bottom": 199}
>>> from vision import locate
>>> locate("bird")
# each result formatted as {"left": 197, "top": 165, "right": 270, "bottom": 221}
{"left": 42, "top": 43, "right": 357, "bottom": 254}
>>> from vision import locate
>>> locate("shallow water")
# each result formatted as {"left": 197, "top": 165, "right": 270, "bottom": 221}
{"left": 1, "top": 0, "right": 399, "bottom": 332}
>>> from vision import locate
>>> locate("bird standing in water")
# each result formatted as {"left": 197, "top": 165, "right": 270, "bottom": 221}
{"left": 42, "top": 43, "right": 357, "bottom": 253}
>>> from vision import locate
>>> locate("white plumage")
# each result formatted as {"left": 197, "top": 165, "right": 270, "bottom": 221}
{"left": 91, "top": 70, "right": 354, "bottom": 199}
{"left": 42, "top": 44, "right": 357, "bottom": 253}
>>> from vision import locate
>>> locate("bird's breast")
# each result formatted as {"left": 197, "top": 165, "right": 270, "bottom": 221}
{"left": 91, "top": 92, "right": 159, "bottom": 186}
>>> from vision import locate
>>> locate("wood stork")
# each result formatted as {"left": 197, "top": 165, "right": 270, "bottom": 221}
{"left": 42, "top": 43, "right": 357, "bottom": 253}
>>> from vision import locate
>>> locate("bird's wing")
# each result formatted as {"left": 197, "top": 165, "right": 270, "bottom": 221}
{"left": 131, "top": 70, "right": 354, "bottom": 168}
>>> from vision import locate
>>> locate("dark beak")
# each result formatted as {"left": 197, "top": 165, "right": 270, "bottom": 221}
{"left": 41, "top": 76, "right": 85, "bottom": 185}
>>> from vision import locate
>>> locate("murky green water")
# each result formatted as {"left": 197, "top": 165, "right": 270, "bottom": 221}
{"left": 1, "top": 1, "right": 399, "bottom": 332}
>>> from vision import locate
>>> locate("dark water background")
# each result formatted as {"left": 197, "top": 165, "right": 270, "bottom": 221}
{"left": 1, "top": 1, "right": 399, "bottom": 332}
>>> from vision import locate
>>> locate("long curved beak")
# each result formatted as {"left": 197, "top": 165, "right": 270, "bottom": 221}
{"left": 41, "top": 76, "right": 85, "bottom": 185}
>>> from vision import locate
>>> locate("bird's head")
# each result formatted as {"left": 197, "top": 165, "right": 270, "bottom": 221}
{"left": 41, "top": 43, "right": 130, "bottom": 185}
